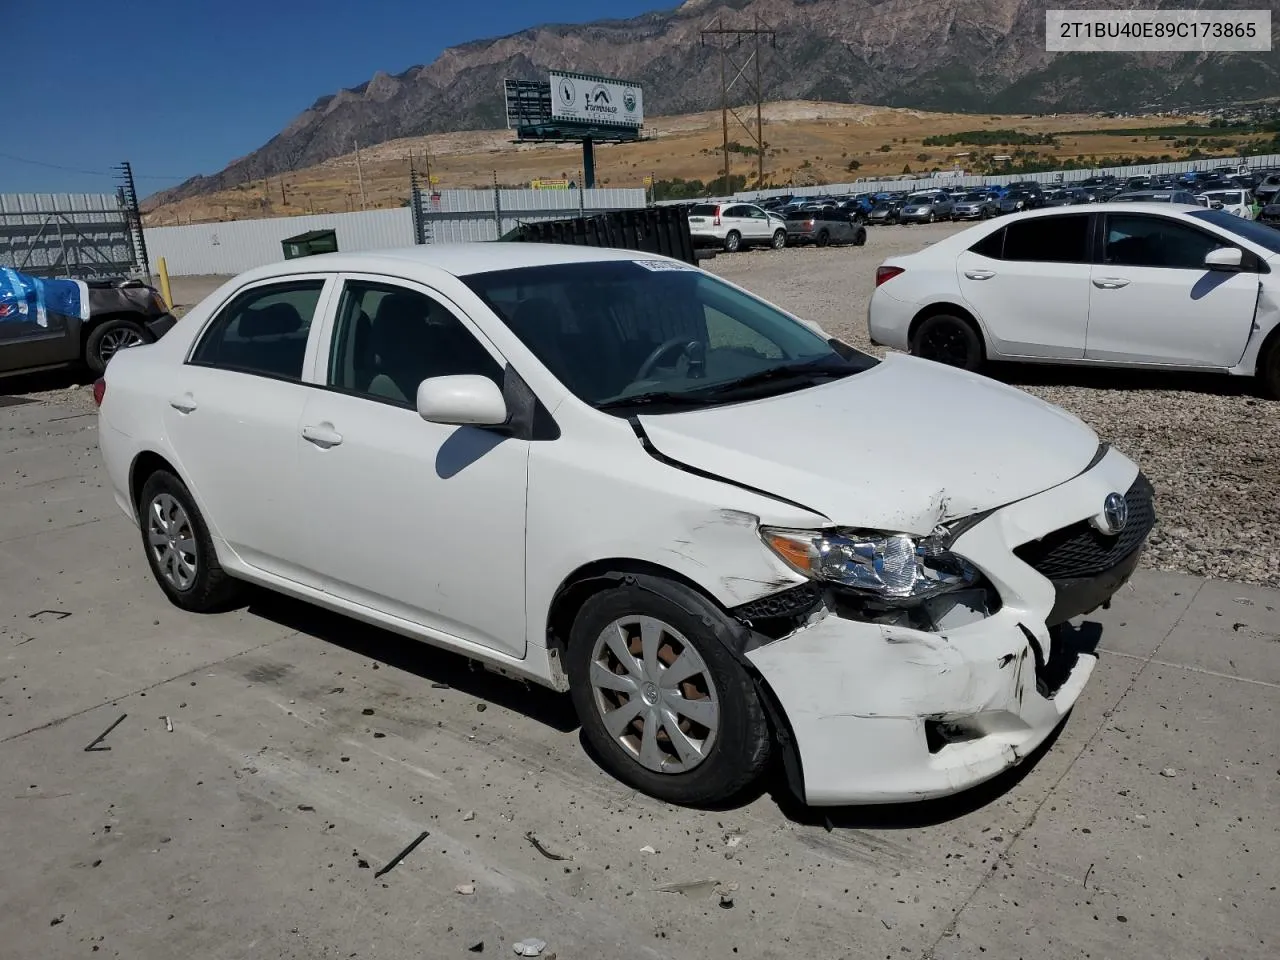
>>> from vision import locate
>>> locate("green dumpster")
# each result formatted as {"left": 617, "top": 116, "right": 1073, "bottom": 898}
{"left": 281, "top": 229, "right": 338, "bottom": 260}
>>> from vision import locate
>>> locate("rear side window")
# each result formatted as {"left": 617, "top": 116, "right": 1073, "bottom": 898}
{"left": 969, "top": 227, "right": 1005, "bottom": 259}
{"left": 689, "top": 204, "right": 718, "bottom": 216}
{"left": 191, "top": 280, "right": 324, "bottom": 381}
{"left": 1003, "top": 215, "right": 1090, "bottom": 263}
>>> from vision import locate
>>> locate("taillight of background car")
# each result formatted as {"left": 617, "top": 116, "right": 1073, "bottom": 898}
{"left": 875, "top": 266, "right": 905, "bottom": 286}
{"left": 93, "top": 378, "right": 106, "bottom": 407}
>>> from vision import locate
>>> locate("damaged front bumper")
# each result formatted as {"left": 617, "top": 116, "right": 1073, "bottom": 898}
{"left": 743, "top": 445, "right": 1149, "bottom": 805}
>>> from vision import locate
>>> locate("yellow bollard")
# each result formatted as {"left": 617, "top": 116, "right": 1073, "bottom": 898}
{"left": 157, "top": 257, "right": 174, "bottom": 312}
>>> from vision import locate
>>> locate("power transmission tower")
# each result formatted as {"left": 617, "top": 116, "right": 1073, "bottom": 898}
{"left": 700, "top": 13, "right": 776, "bottom": 192}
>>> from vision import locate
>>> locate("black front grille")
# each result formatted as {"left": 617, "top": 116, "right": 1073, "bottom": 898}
{"left": 1015, "top": 474, "right": 1155, "bottom": 580}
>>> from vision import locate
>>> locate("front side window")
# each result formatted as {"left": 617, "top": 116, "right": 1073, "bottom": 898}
{"left": 1104, "top": 215, "right": 1231, "bottom": 270}
{"left": 1002, "top": 215, "right": 1089, "bottom": 263}
{"left": 327, "top": 281, "right": 502, "bottom": 406}
{"left": 190, "top": 280, "right": 324, "bottom": 381}
{"left": 463, "top": 260, "right": 875, "bottom": 412}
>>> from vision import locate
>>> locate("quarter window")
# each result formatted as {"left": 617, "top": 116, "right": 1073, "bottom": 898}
{"left": 1003, "top": 215, "right": 1090, "bottom": 263}
{"left": 968, "top": 228, "right": 1005, "bottom": 260}
{"left": 327, "top": 281, "right": 502, "bottom": 406}
{"left": 1103, "top": 215, "right": 1230, "bottom": 270}
{"left": 190, "top": 280, "right": 324, "bottom": 380}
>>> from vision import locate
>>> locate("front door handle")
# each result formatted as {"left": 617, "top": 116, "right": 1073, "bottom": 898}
{"left": 1093, "top": 277, "right": 1131, "bottom": 289}
{"left": 301, "top": 423, "right": 343, "bottom": 449}
{"left": 168, "top": 394, "right": 197, "bottom": 414}
{"left": 964, "top": 269, "right": 995, "bottom": 280}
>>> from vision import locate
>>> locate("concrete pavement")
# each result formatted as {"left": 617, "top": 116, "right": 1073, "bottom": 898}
{"left": 0, "top": 387, "right": 1276, "bottom": 960}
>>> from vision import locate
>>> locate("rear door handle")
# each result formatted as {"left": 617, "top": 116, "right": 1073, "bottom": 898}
{"left": 168, "top": 394, "right": 197, "bottom": 414}
{"left": 1092, "top": 277, "right": 1131, "bottom": 289}
{"left": 964, "top": 269, "right": 995, "bottom": 280}
{"left": 301, "top": 423, "right": 343, "bottom": 449}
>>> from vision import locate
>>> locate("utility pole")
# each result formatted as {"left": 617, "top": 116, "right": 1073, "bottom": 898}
{"left": 353, "top": 139, "right": 368, "bottom": 210}
{"left": 700, "top": 14, "right": 777, "bottom": 192}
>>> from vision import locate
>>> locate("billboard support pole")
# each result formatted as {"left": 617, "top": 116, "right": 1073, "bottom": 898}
{"left": 582, "top": 138, "right": 596, "bottom": 190}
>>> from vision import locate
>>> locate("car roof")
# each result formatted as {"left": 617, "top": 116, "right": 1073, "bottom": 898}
{"left": 236, "top": 243, "right": 659, "bottom": 282}
{"left": 995, "top": 201, "right": 1206, "bottom": 219}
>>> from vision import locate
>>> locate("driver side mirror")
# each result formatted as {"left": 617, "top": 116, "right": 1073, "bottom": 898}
{"left": 416, "top": 375, "right": 508, "bottom": 427}
{"left": 1204, "top": 247, "right": 1243, "bottom": 271}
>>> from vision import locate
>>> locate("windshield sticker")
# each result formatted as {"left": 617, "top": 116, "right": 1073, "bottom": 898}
{"left": 633, "top": 259, "right": 696, "bottom": 272}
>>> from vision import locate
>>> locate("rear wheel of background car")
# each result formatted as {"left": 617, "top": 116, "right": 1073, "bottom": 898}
{"left": 723, "top": 230, "right": 741, "bottom": 253}
{"left": 853, "top": 227, "right": 867, "bottom": 246}
{"left": 928, "top": 212, "right": 936, "bottom": 223}
{"left": 137, "top": 470, "right": 244, "bottom": 613}
{"left": 1259, "top": 338, "right": 1280, "bottom": 399}
{"left": 85, "top": 317, "right": 150, "bottom": 374}
{"left": 816, "top": 229, "right": 830, "bottom": 247}
{"left": 911, "top": 313, "right": 984, "bottom": 371}
{"left": 771, "top": 229, "right": 786, "bottom": 249}
{"left": 566, "top": 581, "right": 772, "bottom": 806}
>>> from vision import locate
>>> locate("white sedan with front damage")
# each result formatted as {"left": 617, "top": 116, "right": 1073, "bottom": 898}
{"left": 95, "top": 243, "right": 1154, "bottom": 807}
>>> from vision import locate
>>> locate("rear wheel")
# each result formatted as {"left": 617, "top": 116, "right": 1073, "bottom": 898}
{"left": 138, "top": 470, "right": 244, "bottom": 612}
{"left": 567, "top": 581, "right": 772, "bottom": 806}
{"left": 816, "top": 229, "right": 830, "bottom": 247}
{"left": 853, "top": 227, "right": 867, "bottom": 247}
{"left": 911, "top": 313, "right": 984, "bottom": 371}
{"left": 723, "top": 230, "right": 741, "bottom": 253}
{"left": 85, "top": 317, "right": 148, "bottom": 374}
{"left": 771, "top": 229, "right": 786, "bottom": 250}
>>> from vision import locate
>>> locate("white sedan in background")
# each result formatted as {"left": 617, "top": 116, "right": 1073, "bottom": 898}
{"left": 96, "top": 244, "right": 1152, "bottom": 807}
{"left": 869, "top": 203, "right": 1280, "bottom": 398}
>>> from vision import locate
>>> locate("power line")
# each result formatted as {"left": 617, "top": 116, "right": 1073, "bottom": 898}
{"left": 0, "top": 151, "right": 188, "bottom": 181}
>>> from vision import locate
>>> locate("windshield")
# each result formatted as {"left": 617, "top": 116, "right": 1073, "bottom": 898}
{"left": 907, "top": 194, "right": 935, "bottom": 203}
{"left": 1188, "top": 210, "right": 1280, "bottom": 254}
{"left": 462, "top": 260, "right": 876, "bottom": 412}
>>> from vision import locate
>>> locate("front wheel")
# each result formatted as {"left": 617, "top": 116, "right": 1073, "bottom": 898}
{"left": 567, "top": 581, "right": 772, "bottom": 806}
{"left": 853, "top": 227, "right": 867, "bottom": 247}
{"left": 85, "top": 317, "right": 149, "bottom": 374}
{"left": 816, "top": 230, "right": 830, "bottom": 247}
{"left": 723, "top": 230, "right": 741, "bottom": 253}
{"left": 911, "top": 313, "right": 984, "bottom": 372}
{"left": 771, "top": 229, "right": 787, "bottom": 250}
{"left": 1259, "top": 338, "right": 1280, "bottom": 399}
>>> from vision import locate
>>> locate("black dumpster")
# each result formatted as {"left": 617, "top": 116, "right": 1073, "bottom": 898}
{"left": 500, "top": 207, "right": 709, "bottom": 265}
{"left": 281, "top": 229, "right": 338, "bottom": 260}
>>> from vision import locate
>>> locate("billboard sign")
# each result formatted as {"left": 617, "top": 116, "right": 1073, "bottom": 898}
{"left": 549, "top": 71, "right": 643, "bottom": 129}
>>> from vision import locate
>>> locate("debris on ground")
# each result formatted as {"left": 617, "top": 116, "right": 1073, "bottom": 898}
{"left": 468, "top": 942, "right": 485, "bottom": 953}
{"left": 476, "top": 703, "right": 487, "bottom": 712}
{"left": 716, "top": 881, "right": 738, "bottom": 909}
{"left": 162, "top": 716, "right": 173, "bottom": 733}
{"left": 83, "top": 714, "right": 127, "bottom": 752}
{"left": 455, "top": 883, "right": 475, "bottom": 895}
{"left": 362, "top": 708, "right": 375, "bottom": 716}
{"left": 373, "top": 829, "right": 430, "bottom": 878}
{"left": 463, "top": 811, "right": 476, "bottom": 822}
{"left": 512, "top": 938, "right": 547, "bottom": 957}
{"left": 725, "top": 834, "right": 743, "bottom": 848}
{"left": 656, "top": 878, "right": 720, "bottom": 899}
{"left": 640, "top": 845, "right": 656, "bottom": 854}
{"left": 525, "top": 831, "right": 571, "bottom": 861}
{"left": 1160, "top": 767, "right": 1178, "bottom": 778}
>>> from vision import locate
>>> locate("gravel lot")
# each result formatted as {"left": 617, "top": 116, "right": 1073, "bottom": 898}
{"left": 707, "top": 223, "right": 1280, "bottom": 588}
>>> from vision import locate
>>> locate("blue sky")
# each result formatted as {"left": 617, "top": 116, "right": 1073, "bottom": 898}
{"left": 3, "top": 0, "right": 666, "bottom": 195}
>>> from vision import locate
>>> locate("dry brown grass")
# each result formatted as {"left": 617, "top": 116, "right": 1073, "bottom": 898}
{"left": 144, "top": 100, "right": 1252, "bottom": 225}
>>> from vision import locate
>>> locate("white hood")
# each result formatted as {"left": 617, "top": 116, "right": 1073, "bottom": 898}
{"left": 639, "top": 354, "right": 1099, "bottom": 534}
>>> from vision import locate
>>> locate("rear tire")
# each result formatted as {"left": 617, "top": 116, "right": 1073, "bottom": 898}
{"left": 566, "top": 580, "right": 772, "bottom": 807}
{"left": 816, "top": 230, "right": 830, "bottom": 247}
{"left": 86, "top": 317, "right": 149, "bottom": 375}
{"left": 138, "top": 470, "right": 244, "bottom": 612}
{"left": 771, "top": 229, "right": 786, "bottom": 250}
{"left": 911, "top": 313, "right": 984, "bottom": 372}
{"left": 723, "top": 230, "right": 741, "bottom": 253}
{"left": 853, "top": 227, "right": 867, "bottom": 247}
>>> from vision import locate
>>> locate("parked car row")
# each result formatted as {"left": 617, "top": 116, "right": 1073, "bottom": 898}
{"left": 869, "top": 202, "right": 1280, "bottom": 398}
{"left": 685, "top": 201, "right": 866, "bottom": 251}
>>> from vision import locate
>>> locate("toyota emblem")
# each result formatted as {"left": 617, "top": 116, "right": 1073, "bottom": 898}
{"left": 1101, "top": 492, "right": 1128, "bottom": 535}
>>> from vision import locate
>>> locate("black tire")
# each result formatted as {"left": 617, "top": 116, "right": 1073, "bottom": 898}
{"left": 566, "top": 580, "right": 772, "bottom": 806}
{"left": 85, "top": 317, "right": 150, "bottom": 375}
{"left": 911, "top": 313, "right": 984, "bottom": 371}
{"left": 853, "top": 227, "right": 867, "bottom": 247}
{"left": 771, "top": 229, "right": 786, "bottom": 250}
{"left": 1259, "top": 337, "right": 1280, "bottom": 399}
{"left": 723, "top": 230, "right": 741, "bottom": 253}
{"left": 928, "top": 212, "right": 936, "bottom": 224}
{"left": 816, "top": 230, "right": 830, "bottom": 247}
{"left": 137, "top": 469, "right": 244, "bottom": 612}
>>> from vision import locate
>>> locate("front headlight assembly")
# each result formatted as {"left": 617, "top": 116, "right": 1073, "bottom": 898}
{"left": 760, "top": 526, "right": 979, "bottom": 604}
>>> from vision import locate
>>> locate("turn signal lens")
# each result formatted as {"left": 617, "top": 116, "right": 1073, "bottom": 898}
{"left": 761, "top": 529, "right": 818, "bottom": 575}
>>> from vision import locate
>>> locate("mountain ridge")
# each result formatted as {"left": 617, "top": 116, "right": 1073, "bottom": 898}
{"left": 148, "top": 0, "right": 1278, "bottom": 204}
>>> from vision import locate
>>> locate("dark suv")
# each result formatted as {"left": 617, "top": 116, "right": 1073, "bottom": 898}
{"left": 1, "top": 275, "right": 176, "bottom": 377}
